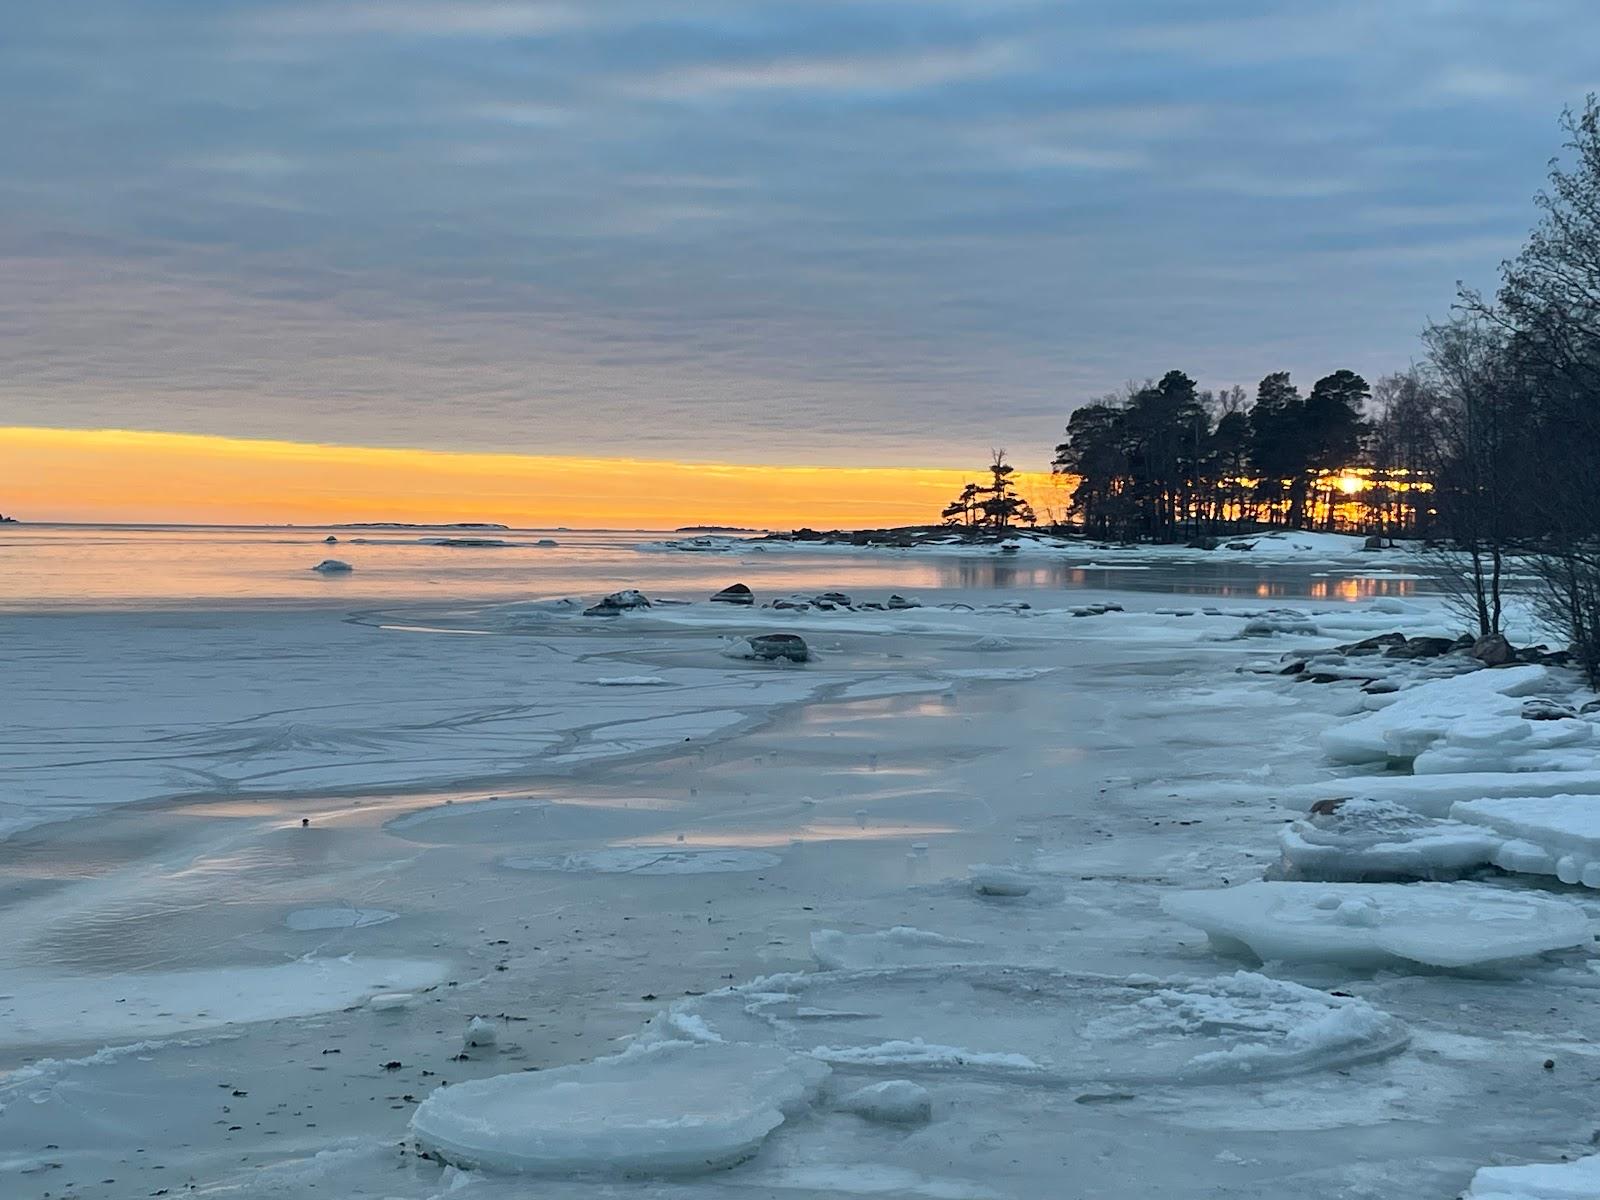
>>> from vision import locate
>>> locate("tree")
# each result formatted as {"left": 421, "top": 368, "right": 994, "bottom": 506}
{"left": 941, "top": 450, "right": 1033, "bottom": 534}
{"left": 1247, "top": 372, "right": 1306, "bottom": 526}
{"left": 1303, "top": 370, "right": 1370, "bottom": 529}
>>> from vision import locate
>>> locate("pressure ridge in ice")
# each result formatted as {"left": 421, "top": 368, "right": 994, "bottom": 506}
{"left": 1319, "top": 666, "right": 1554, "bottom": 765}
{"left": 409, "top": 1039, "right": 828, "bottom": 1176}
{"left": 658, "top": 964, "right": 1408, "bottom": 1084}
{"left": 1466, "top": 1153, "right": 1600, "bottom": 1199}
{"left": 1163, "top": 881, "right": 1591, "bottom": 969}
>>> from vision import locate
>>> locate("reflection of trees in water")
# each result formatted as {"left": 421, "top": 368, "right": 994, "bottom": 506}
{"left": 931, "top": 559, "right": 1421, "bottom": 599}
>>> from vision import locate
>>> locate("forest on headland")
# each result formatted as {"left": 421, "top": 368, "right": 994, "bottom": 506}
{"left": 931, "top": 99, "right": 1600, "bottom": 679}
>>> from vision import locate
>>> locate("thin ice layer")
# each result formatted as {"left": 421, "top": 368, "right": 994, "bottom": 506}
{"left": 659, "top": 964, "right": 1408, "bottom": 1084}
{"left": 1164, "top": 881, "right": 1591, "bottom": 969}
{"left": 410, "top": 1039, "right": 829, "bottom": 1176}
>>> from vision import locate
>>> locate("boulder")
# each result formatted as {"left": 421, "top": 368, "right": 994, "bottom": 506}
{"left": 710, "top": 583, "right": 754, "bottom": 605}
{"left": 324, "top": 535, "right": 338, "bottom": 544}
{"left": 1363, "top": 535, "right": 1384, "bottom": 550}
{"left": 886, "top": 594, "right": 921, "bottom": 610}
{"left": 815, "top": 591, "right": 853, "bottom": 608}
{"left": 1469, "top": 632, "right": 1514, "bottom": 666}
{"left": 1341, "top": 632, "right": 1407, "bottom": 656}
{"left": 744, "top": 634, "right": 810, "bottom": 663}
{"left": 1582, "top": 699, "right": 1600, "bottom": 715}
{"left": 1225, "top": 541, "right": 1257, "bottom": 551}
{"left": 1186, "top": 536, "right": 1219, "bottom": 550}
{"left": 771, "top": 599, "right": 810, "bottom": 611}
{"left": 1521, "top": 698, "right": 1579, "bottom": 722}
{"left": 584, "top": 589, "right": 652, "bottom": 616}
{"left": 310, "top": 559, "right": 353, "bottom": 574}
{"left": 1385, "top": 636, "right": 1455, "bottom": 660}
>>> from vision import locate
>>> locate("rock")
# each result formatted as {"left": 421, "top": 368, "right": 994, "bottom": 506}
{"left": 584, "top": 589, "right": 651, "bottom": 616}
{"left": 310, "top": 559, "right": 353, "bottom": 574}
{"left": 324, "top": 534, "right": 338, "bottom": 543}
{"left": 1469, "top": 632, "right": 1514, "bottom": 666}
{"left": 711, "top": 583, "right": 754, "bottom": 605}
{"left": 740, "top": 634, "right": 810, "bottom": 663}
{"left": 886, "top": 594, "right": 922, "bottom": 610}
{"left": 771, "top": 598, "right": 810, "bottom": 611}
{"left": 1583, "top": 699, "right": 1600, "bottom": 715}
{"left": 1385, "top": 636, "right": 1455, "bottom": 660}
{"left": 1522, "top": 698, "right": 1579, "bottom": 721}
{"left": 1361, "top": 679, "right": 1401, "bottom": 695}
{"left": 1363, "top": 535, "right": 1384, "bottom": 550}
{"left": 1186, "top": 536, "right": 1219, "bottom": 550}
{"left": 1341, "top": 632, "right": 1407, "bottom": 656}
{"left": 815, "top": 591, "right": 852, "bottom": 608}
{"left": 1225, "top": 541, "right": 1257, "bottom": 551}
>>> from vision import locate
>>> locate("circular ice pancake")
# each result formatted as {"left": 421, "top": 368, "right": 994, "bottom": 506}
{"left": 657, "top": 964, "right": 1408, "bottom": 1085}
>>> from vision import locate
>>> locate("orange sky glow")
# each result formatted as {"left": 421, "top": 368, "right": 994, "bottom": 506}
{"left": 2, "top": 427, "right": 1071, "bottom": 529}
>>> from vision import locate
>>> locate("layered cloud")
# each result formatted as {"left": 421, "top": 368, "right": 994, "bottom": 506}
{"left": 0, "top": 1, "right": 1593, "bottom": 466}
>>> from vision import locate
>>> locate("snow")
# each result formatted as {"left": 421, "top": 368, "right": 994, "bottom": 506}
{"left": 1320, "top": 665, "right": 1553, "bottom": 765}
{"left": 1467, "top": 1153, "right": 1600, "bottom": 1199}
{"left": 1164, "top": 881, "right": 1592, "bottom": 969}
{"left": 409, "top": 1039, "right": 829, "bottom": 1175}
{"left": 1453, "top": 795, "right": 1600, "bottom": 888}
{"left": 969, "top": 864, "right": 1035, "bottom": 896}
{"left": 1275, "top": 770, "right": 1600, "bottom": 818}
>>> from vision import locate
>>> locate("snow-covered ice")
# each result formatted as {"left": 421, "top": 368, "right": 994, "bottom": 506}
{"left": 1271, "top": 799, "right": 1503, "bottom": 882}
{"left": 1453, "top": 794, "right": 1600, "bottom": 888}
{"left": 1164, "top": 881, "right": 1592, "bottom": 969}
{"left": 1320, "top": 665, "right": 1555, "bottom": 765}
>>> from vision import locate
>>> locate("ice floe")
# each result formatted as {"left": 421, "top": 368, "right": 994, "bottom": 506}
{"left": 1164, "top": 881, "right": 1591, "bottom": 969}
{"left": 1466, "top": 1153, "right": 1600, "bottom": 1199}
{"left": 659, "top": 965, "right": 1409, "bottom": 1084}
{"left": 410, "top": 1039, "right": 828, "bottom": 1175}
{"left": 1270, "top": 799, "right": 1502, "bottom": 883}
{"left": 1320, "top": 666, "right": 1554, "bottom": 766}
{"left": 836, "top": 1079, "right": 932, "bottom": 1124}
{"left": 1453, "top": 795, "right": 1600, "bottom": 888}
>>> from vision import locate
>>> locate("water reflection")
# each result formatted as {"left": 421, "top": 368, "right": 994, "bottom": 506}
{"left": 0, "top": 522, "right": 1439, "bottom": 607}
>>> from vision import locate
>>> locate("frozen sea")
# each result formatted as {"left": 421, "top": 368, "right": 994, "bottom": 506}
{"left": 2, "top": 524, "right": 1598, "bottom": 1199}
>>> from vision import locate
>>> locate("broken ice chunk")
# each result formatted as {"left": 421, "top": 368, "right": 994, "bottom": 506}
{"left": 1163, "top": 881, "right": 1591, "bottom": 969}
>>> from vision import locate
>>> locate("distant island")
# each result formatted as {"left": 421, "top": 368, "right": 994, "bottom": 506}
{"left": 326, "top": 522, "right": 510, "bottom": 530}
{"left": 675, "top": 525, "right": 758, "bottom": 533}
{"left": 0, "top": 514, "right": 17, "bottom": 523}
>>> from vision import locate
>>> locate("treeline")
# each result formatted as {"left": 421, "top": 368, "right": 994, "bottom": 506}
{"left": 1049, "top": 366, "right": 1419, "bottom": 542}
{"left": 1043, "top": 97, "right": 1600, "bottom": 679}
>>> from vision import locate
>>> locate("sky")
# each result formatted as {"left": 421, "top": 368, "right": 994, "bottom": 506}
{"left": 1, "top": 1, "right": 1596, "bottom": 522}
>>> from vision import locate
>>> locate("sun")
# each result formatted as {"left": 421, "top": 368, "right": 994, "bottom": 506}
{"left": 1336, "top": 473, "right": 1365, "bottom": 495}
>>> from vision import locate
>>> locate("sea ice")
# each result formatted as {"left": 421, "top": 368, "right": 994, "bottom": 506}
{"left": 309, "top": 558, "right": 353, "bottom": 573}
{"left": 836, "top": 1079, "right": 933, "bottom": 1124}
{"left": 1163, "top": 881, "right": 1591, "bottom": 969}
{"left": 1269, "top": 799, "right": 1502, "bottom": 883}
{"left": 1320, "top": 666, "right": 1552, "bottom": 765}
{"left": 1466, "top": 1152, "right": 1600, "bottom": 1198}
{"left": 969, "top": 865, "right": 1034, "bottom": 896}
{"left": 409, "top": 1039, "right": 828, "bottom": 1175}
{"left": 284, "top": 905, "right": 399, "bottom": 930}
{"left": 503, "top": 846, "right": 782, "bottom": 874}
{"left": 811, "top": 927, "right": 985, "bottom": 970}
{"left": 660, "top": 965, "right": 1408, "bottom": 1084}
{"left": 1453, "top": 795, "right": 1600, "bottom": 888}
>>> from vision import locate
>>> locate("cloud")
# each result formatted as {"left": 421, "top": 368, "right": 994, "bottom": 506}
{"left": 1, "top": 0, "right": 1594, "bottom": 467}
{"left": 624, "top": 42, "right": 1027, "bottom": 99}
